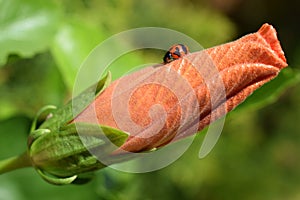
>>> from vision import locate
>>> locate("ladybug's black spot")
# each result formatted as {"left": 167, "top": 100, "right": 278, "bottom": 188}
{"left": 179, "top": 44, "right": 188, "bottom": 54}
{"left": 173, "top": 47, "right": 181, "bottom": 56}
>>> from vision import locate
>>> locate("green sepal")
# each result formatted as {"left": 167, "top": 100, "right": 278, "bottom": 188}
{"left": 30, "top": 105, "right": 57, "bottom": 132}
{"left": 37, "top": 169, "right": 77, "bottom": 185}
{"left": 29, "top": 122, "right": 129, "bottom": 184}
{"left": 38, "top": 71, "right": 111, "bottom": 132}
{"left": 61, "top": 123, "right": 129, "bottom": 147}
{"left": 26, "top": 72, "right": 127, "bottom": 185}
{"left": 28, "top": 129, "right": 51, "bottom": 148}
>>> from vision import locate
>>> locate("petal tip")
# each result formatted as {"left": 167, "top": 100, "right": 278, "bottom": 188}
{"left": 258, "top": 23, "right": 287, "bottom": 66}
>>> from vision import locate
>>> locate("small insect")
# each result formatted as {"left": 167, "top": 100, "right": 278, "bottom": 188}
{"left": 163, "top": 44, "right": 190, "bottom": 64}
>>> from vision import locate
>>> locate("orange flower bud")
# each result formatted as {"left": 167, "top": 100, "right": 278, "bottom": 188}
{"left": 75, "top": 23, "right": 287, "bottom": 153}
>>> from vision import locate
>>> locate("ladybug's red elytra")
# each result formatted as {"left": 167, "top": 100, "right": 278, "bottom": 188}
{"left": 163, "top": 44, "right": 190, "bottom": 64}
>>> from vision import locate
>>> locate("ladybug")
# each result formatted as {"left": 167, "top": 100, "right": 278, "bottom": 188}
{"left": 163, "top": 44, "right": 189, "bottom": 64}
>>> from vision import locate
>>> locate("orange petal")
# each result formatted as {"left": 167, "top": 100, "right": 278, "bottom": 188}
{"left": 75, "top": 23, "right": 287, "bottom": 153}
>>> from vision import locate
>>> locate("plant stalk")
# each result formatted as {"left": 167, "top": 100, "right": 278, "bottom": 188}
{"left": 0, "top": 152, "right": 32, "bottom": 175}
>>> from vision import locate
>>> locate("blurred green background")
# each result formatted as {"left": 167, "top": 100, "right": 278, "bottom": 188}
{"left": 1, "top": 0, "right": 300, "bottom": 199}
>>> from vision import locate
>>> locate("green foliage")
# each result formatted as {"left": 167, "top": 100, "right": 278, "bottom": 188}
{"left": 51, "top": 18, "right": 107, "bottom": 89}
{"left": 0, "top": 0, "right": 61, "bottom": 65}
{"left": 0, "top": 53, "right": 66, "bottom": 119}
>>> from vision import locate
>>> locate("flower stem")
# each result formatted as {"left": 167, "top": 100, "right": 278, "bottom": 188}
{"left": 0, "top": 152, "right": 32, "bottom": 175}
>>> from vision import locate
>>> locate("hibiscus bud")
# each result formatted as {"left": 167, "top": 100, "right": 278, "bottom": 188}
{"left": 28, "top": 23, "right": 287, "bottom": 184}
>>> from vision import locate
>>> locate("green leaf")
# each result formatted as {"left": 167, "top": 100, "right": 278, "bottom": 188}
{"left": 0, "top": 0, "right": 61, "bottom": 65}
{"left": 236, "top": 67, "right": 300, "bottom": 111}
{"left": 51, "top": 18, "right": 107, "bottom": 90}
{"left": 0, "top": 53, "right": 66, "bottom": 120}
